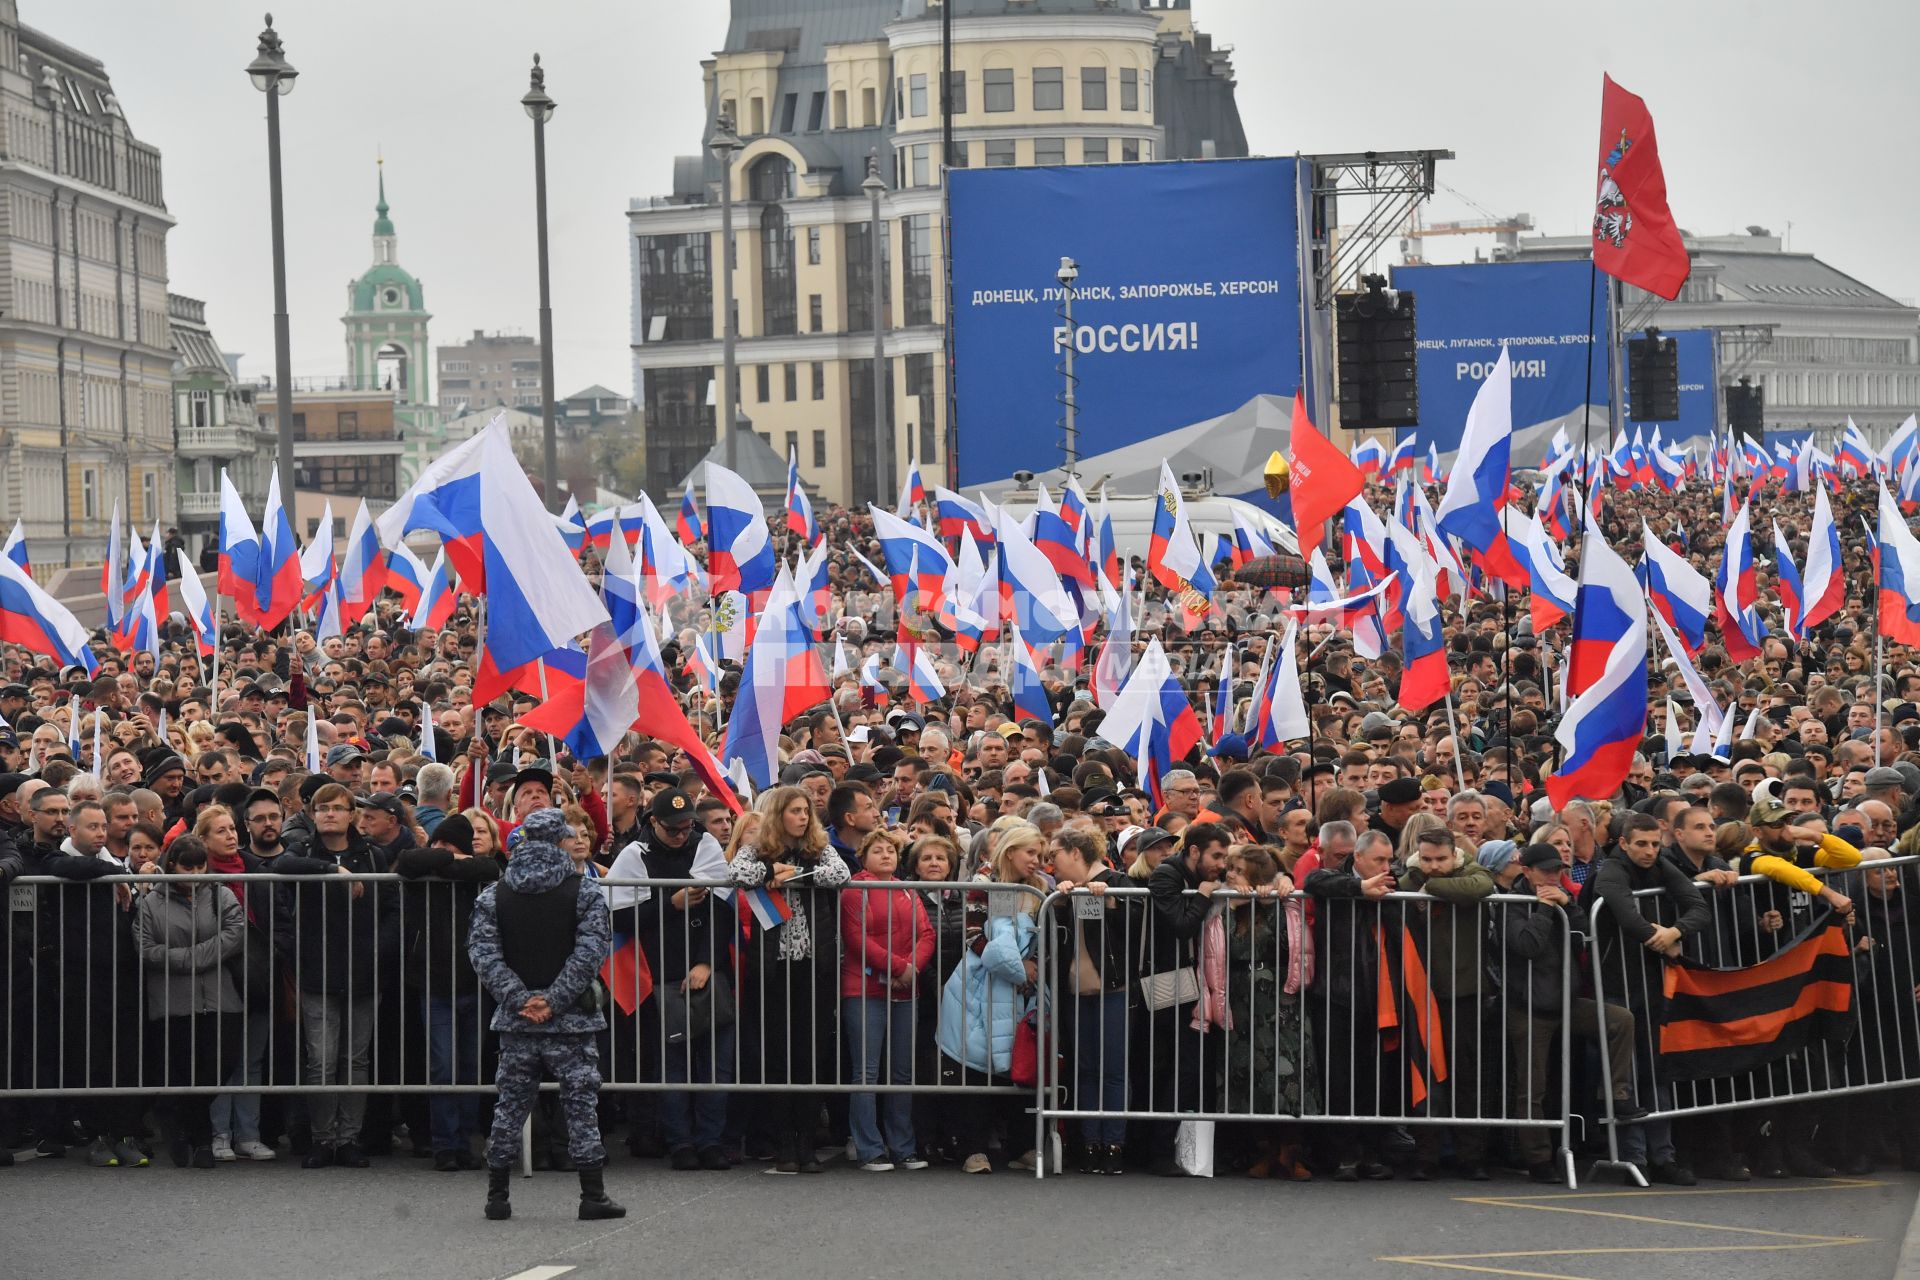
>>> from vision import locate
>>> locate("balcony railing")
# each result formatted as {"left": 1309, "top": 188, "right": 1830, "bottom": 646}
{"left": 176, "top": 492, "right": 221, "bottom": 519}
{"left": 175, "top": 425, "right": 253, "bottom": 456}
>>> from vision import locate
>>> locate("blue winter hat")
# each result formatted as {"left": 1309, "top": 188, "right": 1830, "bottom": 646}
{"left": 1475, "top": 839, "right": 1518, "bottom": 875}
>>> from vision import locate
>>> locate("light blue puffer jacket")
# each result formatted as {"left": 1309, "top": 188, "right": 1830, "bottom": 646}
{"left": 936, "top": 909, "right": 1036, "bottom": 1075}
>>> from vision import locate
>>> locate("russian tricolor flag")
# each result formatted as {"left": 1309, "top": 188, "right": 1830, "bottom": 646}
{"left": 384, "top": 541, "right": 430, "bottom": 616}
{"left": 1393, "top": 530, "right": 1449, "bottom": 713}
{"left": 1520, "top": 509, "right": 1576, "bottom": 633}
{"left": 1387, "top": 436, "right": 1416, "bottom": 477}
{"left": 175, "top": 549, "right": 217, "bottom": 658}
{"left": 1100, "top": 637, "right": 1201, "bottom": 807}
{"left": 0, "top": 551, "right": 98, "bottom": 673}
{"left": 1641, "top": 524, "right": 1712, "bottom": 655}
{"left": 3, "top": 520, "right": 27, "bottom": 575}
{"left": 1208, "top": 645, "right": 1234, "bottom": 745}
{"left": 1800, "top": 485, "right": 1844, "bottom": 633}
{"left": 723, "top": 566, "right": 827, "bottom": 789}
{"left": 255, "top": 470, "right": 305, "bottom": 630}
{"left": 705, "top": 461, "right": 776, "bottom": 598}
{"left": 932, "top": 486, "right": 994, "bottom": 548}
{"left": 1434, "top": 346, "right": 1525, "bottom": 589}
{"left": 1352, "top": 436, "right": 1385, "bottom": 479}
{"left": 1714, "top": 498, "right": 1766, "bottom": 662}
{"left": 409, "top": 549, "right": 458, "bottom": 631}
{"left": 378, "top": 417, "right": 610, "bottom": 674}
{"left": 1548, "top": 514, "right": 1649, "bottom": 806}
{"left": 218, "top": 472, "right": 265, "bottom": 625}
{"left": 677, "top": 477, "right": 705, "bottom": 547}
{"left": 785, "top": 447, "right": 820, "bottom": 547}
{"left": 338, "top": 499, "right": 388, "bottom": 625}
{"left": 1011, "top": 624, "right": 1051, "bottom": 724}
{"left": 1772, "top": 519, "right": 1804, "bottom": 642}
{"left": 554, "top": 495, "right": 587, "bottom": 558}
{"left": 1147, "top": 460, "right": 1216, "bottom": 628}
{"left": 871, "top": 504, "right": 954, "bottom": 614}
{"left": 994, "top": 503, "right": 1077, "bottom": 648}
{"left": 1878, "top": 481, "right": 1920, "bottom": 646}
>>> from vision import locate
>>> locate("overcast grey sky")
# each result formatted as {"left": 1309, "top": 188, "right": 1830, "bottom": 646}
{"left": 55, "top": 0, "right": 1920, "bottom": 397}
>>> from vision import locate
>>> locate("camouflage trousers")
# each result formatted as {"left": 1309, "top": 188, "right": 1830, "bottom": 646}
{"left": 485, "top": 1032, "right": 606, "bottom": 1168}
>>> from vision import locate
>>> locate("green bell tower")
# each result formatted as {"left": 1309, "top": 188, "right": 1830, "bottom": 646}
{"left": 343, "top": 160, "right": 436, "bottom": 441}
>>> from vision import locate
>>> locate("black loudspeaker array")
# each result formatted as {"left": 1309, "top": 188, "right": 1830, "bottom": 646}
{"left": 1336, "top": 274, "right": 1418, "bottom": 430}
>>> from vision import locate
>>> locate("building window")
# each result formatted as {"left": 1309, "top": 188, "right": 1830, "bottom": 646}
{"left": 807, "top": 92, "right": 825, "bottom": 132}
{"left": 1141, "top": 139, "right": 1153, "bottom": 162}
{"left": 807, "top": 225, "right": 821, "bottom": 265}
{"left": 896, "top": 77, "right": 906, "bottom": 119}
{"left": 908, "top": 354, "right": 937, "bottom": 468}
{"left": 643, "top": 367, "right": 715, "bottom": 496}
{"left": 755, "top": 365, "right": 770, "bottom": 402}
{"left": 985, "top": 139, "right": 1016, "bottom": 168}
{"left": 189, "top": 389, "right": 211, "bottom": 428}
{"left": 81, "top": 468, "right": 97, "bottom": 520}
{"left": 779, "top": 93, "right": 798, "bottom": 133}
{"left": 845, "top": 220, "right": 892, "bottom": 331}
{"left": 722, "top": 97, "right": 736, "bottom": 126}
{"left": 1033, "top": 66, "right": 1064, "bottom": 111}
{"left": 1034, "top": 137, "right": 1066, "bottom": 167}
{"left": 984, "top": 68, "right": 1014, "bottom": 112}
{"left": 785, "top": 430, "right": 798, "bottom": 463}
{"left": 809, "top": 294, "right": 824, "bottom": 331}
{"left": 833, "top": 89, "right": 847, "bottom": 128}
{"left": 912, "top": 144, "right": 930, "bottom": 187}
{"left": 862, "top": 86, "right": 877, "bottom": 127}
{"left": 749, "top": 96, "right": 765, "bottom": 134}
{"left": 1120, "top": 68, "right": 1139, "bottom": 111}
{"left": 903, "top": 214, "right": 935, "bottom": 327}
{"left": 752, "top": 156, "right": 798, "bottom": 336}
{"left": 338, "top": 411, "right": 360, "bottom": 440}
{"left": 637, "top": 232, "right": 712, "bottom": 342}
{"left": 910, "top": 73, "right": 927, "bottom": 117}
{"left": 293, "top": 456, "right": 399, "bottom": 501}
{"left": 1122, "top": 139, "right": 1140, "bottom": 163}
{"left": 1083, "top": 137, "right": 1109, "bottom": 164}
{"left": 811, "top": 362, "right": 825, "bottom": 401}
{"left": 947, "top": 70, "right": 967, "bottom": 116}
{"left": 1082, "top": 67, "right": 1108, "bottom": 110}
{"left": 950, "top": 141, "right": 970, "bottom": 169}
{"left": 848, "top": 357, "right": 894, "bottom": 507}
{"left": 784, "top": 363, "right": 798, "bottom": 402}
{"left": 812, "top": 429, "right": 827, "bottom": 467}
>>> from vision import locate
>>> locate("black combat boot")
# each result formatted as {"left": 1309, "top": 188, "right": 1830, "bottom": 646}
{"left": 484, "top": 1166, "right": 512, "bottom": 1220}
{"left": 577, "top": 1163, "right": 626, "bottom": 1220}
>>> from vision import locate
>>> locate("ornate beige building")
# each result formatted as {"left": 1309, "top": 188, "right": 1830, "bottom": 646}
{"left": 628, "top": 0, "right": 1245, "bottom": 506}
{"left": 0, "top": 1, "right": 174, "bottom": 571}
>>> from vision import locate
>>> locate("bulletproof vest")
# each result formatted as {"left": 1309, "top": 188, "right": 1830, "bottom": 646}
{"left": 495, "top": 874, "right": 582, "bottom": 991}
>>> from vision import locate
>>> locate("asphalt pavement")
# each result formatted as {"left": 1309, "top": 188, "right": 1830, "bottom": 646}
{"left": 1, "top": 1148, "right": 1915, "bottom": 1280}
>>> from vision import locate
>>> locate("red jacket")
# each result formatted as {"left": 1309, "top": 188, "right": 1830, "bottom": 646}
{"left": 839, "top": 872, "right": 933, "bottom": 1000}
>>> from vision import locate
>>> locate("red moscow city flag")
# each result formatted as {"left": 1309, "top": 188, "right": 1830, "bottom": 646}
{"left": 1287, "top": 390, "right": 1365, "bottom": 554}
{"left": 1592, "top": 74, "right": 1691, "bottom": 301}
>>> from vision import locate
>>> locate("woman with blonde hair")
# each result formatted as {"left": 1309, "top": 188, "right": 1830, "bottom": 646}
{"left": 1395, "top": 811, "right": 1448, "bottom": 866}
{"left": 937, "top": 819, "right": 1045, "bottom": 1173}
{"left": 461, "top": 808, "right": 505, "bottom": 861}
{"left": 729, "top": 785, "right": 852, "bottom": 1173}
{"left": 722, "top": 809, "right": 764, "bottom": 863}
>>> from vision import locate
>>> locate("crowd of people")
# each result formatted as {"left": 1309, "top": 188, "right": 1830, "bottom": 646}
{"left": 3, "top": 476, "right": 1919, "bottom": 1190}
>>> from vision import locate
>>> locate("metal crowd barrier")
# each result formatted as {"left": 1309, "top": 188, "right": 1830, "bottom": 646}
{"left": 1029, "top": 888, "right": 1580, "bottom": 1185}
{"left": 1584, "top": 853, "right": 1920, "bottom": 1186}
{"left": 1, "top": 872, "right": 1043, "bottom": 1110}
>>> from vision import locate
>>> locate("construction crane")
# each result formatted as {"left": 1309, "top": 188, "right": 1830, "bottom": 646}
{"left": 1399, "top": 211, "right": 1535, "bottom": 264}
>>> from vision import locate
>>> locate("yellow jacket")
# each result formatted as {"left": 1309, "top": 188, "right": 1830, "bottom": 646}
{"left": 1740, "top": 832, "right": 1861, "bottom": 895}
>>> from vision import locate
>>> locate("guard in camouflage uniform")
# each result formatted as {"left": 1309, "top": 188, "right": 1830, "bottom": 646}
{"left": 467, "top": 808, "right": 624, "bottom": 1221}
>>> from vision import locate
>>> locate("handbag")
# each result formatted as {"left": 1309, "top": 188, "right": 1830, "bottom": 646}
{"left": 663, "top": 971, "right": 735, "bottom": 1046}
{"left": 1137, "top": 915, "right": 1199, "bottom": 1011}
{"left": 1010, "top": 1008, "right": 1042, "bottom": 1087}
{"left": 1174, "top": 1119, "right": 1215, "bottom": 1177}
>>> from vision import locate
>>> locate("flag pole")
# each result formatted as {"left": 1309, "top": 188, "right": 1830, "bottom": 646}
{"left": 536, "top": 658, "right": 557, "bottom": 763}
{"left": 1441, "top": 681, "right": 1468, "bottom": 793}
{"left": 208, "top": 590, "right": 221, "bottom": 697}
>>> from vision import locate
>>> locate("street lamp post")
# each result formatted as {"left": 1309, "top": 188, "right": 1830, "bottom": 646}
{"left": 247, "top": 13, "right": 298, "bottom": 509}
{"left": 862, "top": 154, "right": 890, "bottom": 505}
{"left": 709, "top": 113, "right": 743, "bottom": 471}
{"left": 1057, "top": 256, "right": 1079, "bottom": 474}
{"left": 522, "top": 55, "right": 559, "bottom": 511}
